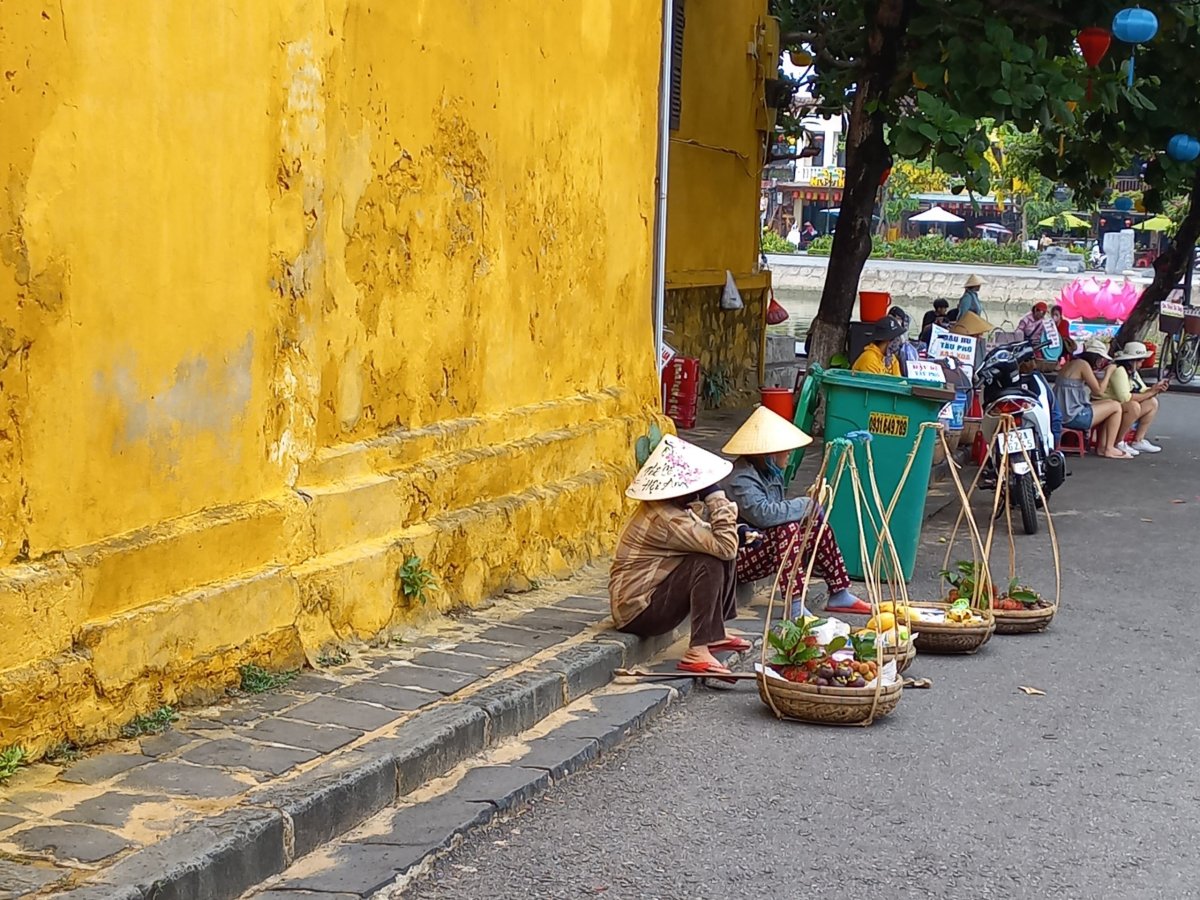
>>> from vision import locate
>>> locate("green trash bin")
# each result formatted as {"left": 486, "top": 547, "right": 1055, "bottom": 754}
{"left": 818, "top": 369, "right": 954, "bottom": 581}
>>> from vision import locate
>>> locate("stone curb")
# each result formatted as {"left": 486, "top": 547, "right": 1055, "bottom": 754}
{"left": 46, "top": 625, "right": 691, "bottom": 900}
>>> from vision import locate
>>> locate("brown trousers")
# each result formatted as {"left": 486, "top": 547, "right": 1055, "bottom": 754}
{"left": 619, "top": 554, "right": 738, "bottom": 647}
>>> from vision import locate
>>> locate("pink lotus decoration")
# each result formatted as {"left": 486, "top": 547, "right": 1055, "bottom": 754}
{"left": 1057, "top": 277, "right": 1142, "bottom": 321}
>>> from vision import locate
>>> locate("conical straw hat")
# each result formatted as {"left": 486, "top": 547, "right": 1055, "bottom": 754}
{"left": 951, "top": 311, "right": 994, "bottom": 336}
{"left": 722, "top": 406, "right": 813, "bottom": 456}
{"left": 625, "top": 434, "right": 733, "bottom": 501}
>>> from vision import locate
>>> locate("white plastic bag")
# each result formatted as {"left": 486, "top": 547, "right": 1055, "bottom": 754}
{"left": 720, "top": 270, "right": 744, "bottom": 310}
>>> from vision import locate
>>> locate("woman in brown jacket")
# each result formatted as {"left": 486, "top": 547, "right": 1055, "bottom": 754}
{"left": 609, "top": 435, "right": 753, "bottom": 678}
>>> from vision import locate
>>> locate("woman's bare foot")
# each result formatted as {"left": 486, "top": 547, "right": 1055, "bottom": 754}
{"left": 1101, "top": 448, "right": 1132, "bottom": 459}
{"left": 681, "top": 646, "right": 724, "bottom": 667}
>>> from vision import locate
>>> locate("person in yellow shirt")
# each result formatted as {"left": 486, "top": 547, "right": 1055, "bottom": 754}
{"left": 852, "top": 316, "right": 905, "bottom": 376}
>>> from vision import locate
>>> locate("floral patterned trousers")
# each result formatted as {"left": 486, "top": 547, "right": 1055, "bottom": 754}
{"left": 735, "top": 517, "right": 852, "bottom": 598}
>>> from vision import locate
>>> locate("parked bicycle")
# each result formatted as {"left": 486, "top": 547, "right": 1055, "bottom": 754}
{"left": 1158, "top": 325, "right": 1198, "bottom": 385}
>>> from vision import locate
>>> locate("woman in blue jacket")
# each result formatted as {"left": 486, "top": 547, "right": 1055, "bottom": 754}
{"left": 723, "top": 407, "right": 869, "bottom": 617}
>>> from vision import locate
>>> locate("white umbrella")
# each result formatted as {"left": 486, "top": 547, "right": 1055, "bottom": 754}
{"left": 975, "top": 223, "right": 1012, "bottom": 234}
{"left": 910, "top": 205, "right": 965, "bottom": 224}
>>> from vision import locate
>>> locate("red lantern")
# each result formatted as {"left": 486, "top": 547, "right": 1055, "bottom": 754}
{"left": 1077, "top": 27, "right": 1112, "bottom": 99}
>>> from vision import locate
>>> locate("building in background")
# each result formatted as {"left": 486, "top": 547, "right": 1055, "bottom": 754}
{"left": 662, "top": 0, "right": 776, "bottom": 408}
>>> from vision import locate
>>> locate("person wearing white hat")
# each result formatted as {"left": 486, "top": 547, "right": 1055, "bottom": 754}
{"left": 609, "top": 435, "right": 757, "bottom": 678}
{"left": 722, "top": 407, "right": 869, "bottom": 617}
{"left": 1053, "top": 340, "right": 1130, "bottom": 459}
{"left": 1104, "top": 341, "right": 1167, "bottom": 455}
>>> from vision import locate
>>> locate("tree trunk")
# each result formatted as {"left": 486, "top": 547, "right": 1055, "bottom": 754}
{"left": 808, "top": 0, "right": 916, "bottom": 369}
{"left": 1112, "top": 167, "right": 1200, "bottom": 350}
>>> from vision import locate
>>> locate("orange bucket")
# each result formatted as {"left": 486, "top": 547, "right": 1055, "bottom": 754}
{"left": 859, "top": 291, "right": 891, "bottom": 322}
{"left": 759, "top": 387, "right": 795, "bottom": 421}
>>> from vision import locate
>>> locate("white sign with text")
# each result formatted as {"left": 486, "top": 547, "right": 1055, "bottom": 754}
{"left": 906, "top": 360, "right": 947, "bottom": 383}
{"left": 928, "top": 325, "right": 978, "bottom": 365}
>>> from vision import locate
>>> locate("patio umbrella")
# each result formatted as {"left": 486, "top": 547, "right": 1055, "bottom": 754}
{"left": 975, "top": 223, "right": 1013, "bottom": 234}
{"left": 1037, "top": 212, "right": 1090, "bottom": 229}
{"left": 1133, "top": 215, "right": 1172, "bottom": 231}
{"left": 910, "top": 205, "right": 965, "bottom": 224}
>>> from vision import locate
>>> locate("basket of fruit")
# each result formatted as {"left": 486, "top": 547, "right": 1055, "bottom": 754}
{"left": 992, "top": 580, "right": 1056, "bottom": 634}
{"left": 757, "top": 617, "right": 902, "bottom": 726}
{"left": 859, "top": 607, "right": 917, "bottom": 674}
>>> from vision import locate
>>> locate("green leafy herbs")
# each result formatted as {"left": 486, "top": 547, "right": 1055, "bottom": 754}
{"left": 1006, "top": 578, "right": 1042, "bottom": 606}
{"left": 238, "top": 663, "right": 299, "bottom": 693}
{"left": 848, "top": 631, "right": 878, "bottom": 662}
{"left": 939, "top": 560, "right": 993, "bottom": 603}
{"left": 635, "top": 420, "right": 665, "bottom": 467}
{"left": 119, "top": 705, "right": 178, "bottom": 739}
{"left": 400, "top": 555, "right": 438, "bottom": 606}
{"left": 0, "top": 746, "right": 27, "bottom": 783}
{"left": 767, "top": 617, "right": 845, "bottom": 668}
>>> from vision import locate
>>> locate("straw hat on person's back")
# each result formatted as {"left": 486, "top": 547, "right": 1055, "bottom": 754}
{"left": 950, "top": 311, "right": 994, "bottom": 336}
{"left": 722, "top": 406, "right": 813, "bottom": 457}
{"left": 625, "top": 434, "right": 733, "bottom": 501}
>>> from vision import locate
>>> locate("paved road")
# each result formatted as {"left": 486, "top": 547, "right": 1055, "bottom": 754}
{"left": 401, "top": 396, "right": 1200, "bottom": 900}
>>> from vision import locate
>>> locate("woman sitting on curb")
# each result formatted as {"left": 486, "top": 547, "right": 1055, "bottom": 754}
{"left": 1053, "top": 340, "right": 1129, "bottom": 459}
{"left": 1104, "top": 341, "right": 1167, "bottom": 456}
{"left": 609, "top": 435, "right": 756, "bottom": 678}
{"left": 723, "top": 407, "right": 869, "bottom": 617}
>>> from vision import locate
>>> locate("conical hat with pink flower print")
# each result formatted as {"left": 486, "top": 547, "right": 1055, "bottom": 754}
{"left": 625, "top": 434, "right": 733, "bottom": 501}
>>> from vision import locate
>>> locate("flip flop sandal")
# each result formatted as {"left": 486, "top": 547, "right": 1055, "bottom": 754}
{"left": 823, "top": 598, "right": 873, "bottom": 615}
{"left": 708, "top": 637, "right": 752, "bottom": 653}
{"left": 676, "top": 659, "right": 737, "bottom": 684}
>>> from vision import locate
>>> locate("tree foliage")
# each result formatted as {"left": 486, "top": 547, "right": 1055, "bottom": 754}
{"left": 773, "top": 0, "right": 1200, "bottom": 362}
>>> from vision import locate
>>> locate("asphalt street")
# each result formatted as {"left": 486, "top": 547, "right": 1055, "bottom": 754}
{"left": 401, "top": 395, "right": 1200, "bottom": 900}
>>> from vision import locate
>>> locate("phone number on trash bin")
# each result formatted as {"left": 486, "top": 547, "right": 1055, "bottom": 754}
{"left": 867, "top": 412, "right": 909, "bottom": 438}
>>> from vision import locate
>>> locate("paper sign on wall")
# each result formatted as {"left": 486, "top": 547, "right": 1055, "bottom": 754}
{"left": 906, "top": 360, "right": 947, "bottom": 383}
{"left": 659, "top": 342, "right": 677, "bottom": 368}
{"left": 1161, "top": 301, "right": 1185, "bottom": 317}
{"left": 928, "top": 325, "right": 978, "bottom": 365}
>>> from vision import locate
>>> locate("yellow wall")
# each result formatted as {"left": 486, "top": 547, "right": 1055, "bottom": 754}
{"left": 661, "top": 0, "right": 772, "bottom": 406}
{"left": 0, "top": 0, "right": 663, "bottom": 754}
{"left": 664, "top": 0, "right": 772, "bottom": 287}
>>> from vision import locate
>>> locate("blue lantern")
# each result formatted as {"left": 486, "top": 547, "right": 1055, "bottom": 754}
{"left": 1167, "top": 134, "right": 1200, "bottom": 163}
{"left": 1113, "top": 8, "right": 1159, "bottom": 86}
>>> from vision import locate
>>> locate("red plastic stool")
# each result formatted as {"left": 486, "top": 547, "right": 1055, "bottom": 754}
{"left": 1059, "top": 428, "right": 1089, "bottom": 457}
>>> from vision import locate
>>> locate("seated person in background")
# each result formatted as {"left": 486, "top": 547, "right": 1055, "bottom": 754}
{"left": 609, "top": 435, "right": 756, "bottom": 678}
{"left": 723, "top": 407, "right": 870, "bottom": 616}
{"left": 887, "top": 306, "right": 920, "bottom": 375}
{"left": 1017, "top": 302, "right": 1050, "bottom": 344}
{"left": 919, "top": 299, "right": 950, "bottom": 344}
{"left": 851, "top": 316, "right": 905, "bottom": 376}
{"left": 1052, "top": 341, "right": 1129, "bottom": 459}
{"left": 1052, "top": 305, "right": 1073, "bottom": 360}
{"left": 1104, "top": 341, "right": 1167, "bottom": 456}
{"left": 1019, "top": 355, "right": 1062, "bottom": 447}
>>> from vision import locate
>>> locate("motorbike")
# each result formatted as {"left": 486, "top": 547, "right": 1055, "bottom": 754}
{"left": 974, "top": 337, "right": 1067, "bottom": 535}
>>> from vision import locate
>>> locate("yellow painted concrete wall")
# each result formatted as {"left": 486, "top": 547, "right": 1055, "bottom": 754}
{"left": 664, "top": 0, "right": 771, "bottom": 287}
{"left": 661, "top": 0, "right": 772, "bottom": 407}
{"left": 0, "top": 0, "right": 663, "bottom": 755}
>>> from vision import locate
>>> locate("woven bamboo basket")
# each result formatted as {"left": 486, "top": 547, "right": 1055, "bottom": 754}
{"left": 993, "top": 603, "right": 1057, "bottom": 634}
{"left": 757, "top": 673, "right": 903, "bottom": 725}
{"left": 908, "top": 601, "right": 994, "bottom": 654}
{"left": 878, "top": 639, "right": 916, "bottom": 673}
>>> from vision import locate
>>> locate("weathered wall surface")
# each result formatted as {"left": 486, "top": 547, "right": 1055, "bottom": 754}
{"left": 0, "top": 0, "right": 662, "bottom": 754}
{"left": 662, "top": 0, "right": 772, "bottom": 403}
{"left": 664, "top": 287, "right": 766, "bottom": 406}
